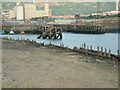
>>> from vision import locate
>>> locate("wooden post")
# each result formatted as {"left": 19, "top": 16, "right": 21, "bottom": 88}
{"left": 49, "top": 42, "right": 52, "bottom": 46}
{"left": 42, "top": 42, "right": 44, "bottom": 46}
{"left": 117, "top": 50, "right": 120, "bottom": 56}
{"left": 108, "top": 49, "right": 111, "bottom": 58}
{"left": 83, "top": 43, "right": 86, "bottom": 49}
{"left": 26, "top": 39, "right": 29, "bottom": 41}
{"left": 59, "top": 27, "right": 62, "bottom": 39}
{"left": 97, "top": 46, "right": 99, "bottom": 52}
{"left": 73, "top": 47, "right": 78, "bottom": 50}
{"left": 60, "top": 43, "right": 64, "bottom": 47}
{"left": 100, "top": 47, "right": 103, "bottom": 55}
{"left": 49, "top": 27, "right": 52, "bottom": 39}
{"left": 82, "top": 44, "right": 83, "bottom": 49}
{"left": 90, "top": 45, "right": 92, "bottom": 50}
{"left": 104, "top": 48, "right": 107, "bottom": 56}
{"left": 31, "top": 40, "right": 34, "bottom": 43}
{"left": 101, "top": 47, "right": 103, "bottom": 52}
{"left": 54, "top": 27, "right": 57, "bottom": 39}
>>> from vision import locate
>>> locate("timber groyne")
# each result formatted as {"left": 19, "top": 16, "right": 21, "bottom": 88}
{"left": 1, "top": 36, "right": 120, "bottom": 65}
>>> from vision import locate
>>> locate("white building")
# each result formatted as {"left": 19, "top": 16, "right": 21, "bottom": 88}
{"left": 15, "top": 5, "right": 24, "bottom": 20}
{"left": 9, "top": 3, "right": 50, "bottom": 20}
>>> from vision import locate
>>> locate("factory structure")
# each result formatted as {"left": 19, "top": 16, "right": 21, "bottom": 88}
{"left": 8, "top": 3, "right": 51, "bottom": 20}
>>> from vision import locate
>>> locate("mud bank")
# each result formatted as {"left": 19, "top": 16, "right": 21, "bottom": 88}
{"left": 2, "top": 39, "right": 118, "bottom": 88}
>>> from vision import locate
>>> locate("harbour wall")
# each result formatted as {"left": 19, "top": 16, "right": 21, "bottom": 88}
{"left": 2, "top": 21, "right": 120, "bottom": 34}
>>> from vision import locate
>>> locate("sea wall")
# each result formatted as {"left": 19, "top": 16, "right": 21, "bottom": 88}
{"left": 2, "top": 21, "right": 120, "bottom": 34}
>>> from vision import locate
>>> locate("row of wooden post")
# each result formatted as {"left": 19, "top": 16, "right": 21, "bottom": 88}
{"left": 80, "top": 43, "right": 112, "bottom": 58}
{"left": 2, "top": 37, "right": 119, "bottom": 60}
{"left": 81, "top": 43, "right": 112, "bottom": 53}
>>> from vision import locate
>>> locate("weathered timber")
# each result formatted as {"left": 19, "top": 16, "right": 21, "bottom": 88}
{"left": 37, "top": 25, "right": 62, "bottom": 39}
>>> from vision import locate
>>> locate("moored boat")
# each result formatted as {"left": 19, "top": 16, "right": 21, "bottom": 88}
{"left": 9, "top": 30, "right": 15, "bottom": 35}
{"left": 20, "top": 31, "right": 25, "bottom": 35}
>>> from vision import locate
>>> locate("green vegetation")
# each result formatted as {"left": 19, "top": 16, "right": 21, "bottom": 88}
{"left": 30, "top": 17, "right": 43, "bottom": 21}
{"left": 74, "top": 14, "right": 120, "bottom": 19}
{"left": 2, "top": 2, "right": 16, "bottom": 10}
{"left": 30, "top": 16, "right": 55, "bottom": 21}
{"left": 75, "top": 14, "right": 80, "bottom": 19}
{"left": 103, "top": 17, "right": 120, "bottom": 22}
{"left": 50, "top": 2, "right": 116, "bottom": 15}
{"left": 2, "top": 2, "right": 116, "bottom": 16}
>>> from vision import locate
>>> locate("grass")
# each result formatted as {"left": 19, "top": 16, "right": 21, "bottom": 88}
{"left": 103, "top": 17, "right": 119, "bottom": 21}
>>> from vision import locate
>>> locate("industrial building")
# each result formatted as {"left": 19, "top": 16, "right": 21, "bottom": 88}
{"left": 9, "top": 3, "right": 50, "bottom": 20}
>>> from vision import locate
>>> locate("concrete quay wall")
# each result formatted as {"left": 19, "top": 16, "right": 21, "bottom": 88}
{"left": 2, "top": 21, "right": 120, "bottom": 34}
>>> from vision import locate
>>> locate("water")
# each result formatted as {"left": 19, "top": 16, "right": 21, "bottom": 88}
{"left": 1, "top": 33, "right": 119, "bottom": 55}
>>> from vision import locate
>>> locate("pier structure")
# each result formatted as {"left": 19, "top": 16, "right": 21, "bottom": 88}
{"left": 37, "top": 25, "right": 62, "bottom": 39}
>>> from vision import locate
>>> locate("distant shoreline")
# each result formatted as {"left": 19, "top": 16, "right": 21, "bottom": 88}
{"left": 2, "top": 21, "right": 120, "bottom": 34}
